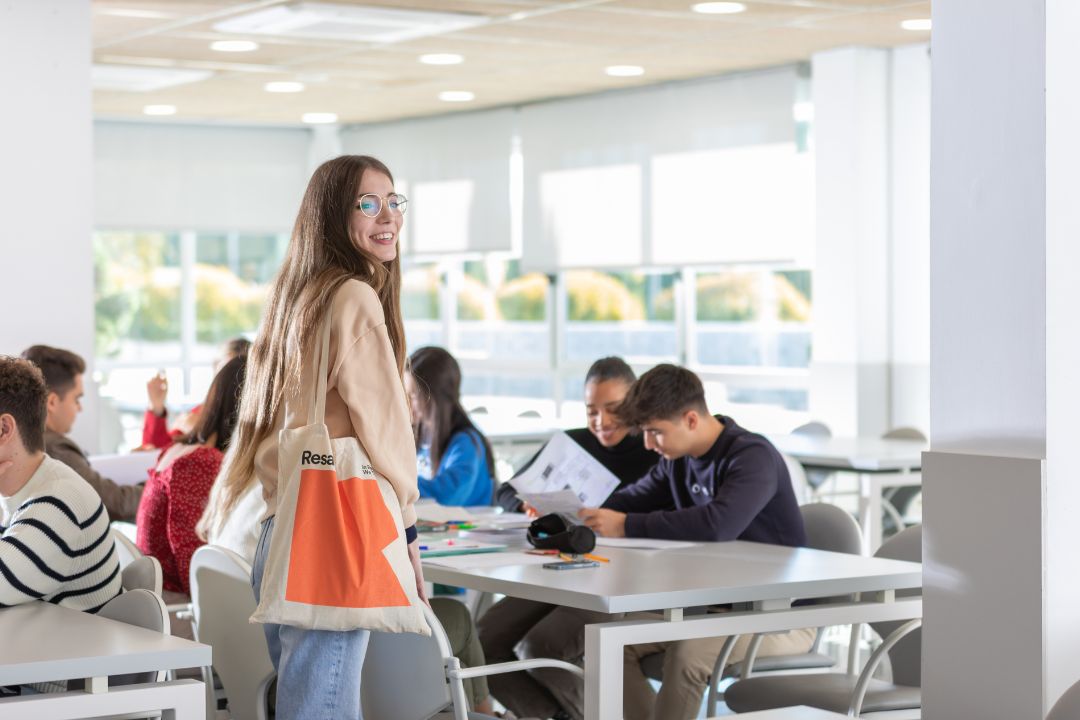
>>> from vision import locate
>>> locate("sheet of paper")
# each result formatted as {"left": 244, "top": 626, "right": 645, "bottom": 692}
{"left": 509, "top": 431, "right": 620, "bottom": 507}
{"left": 423, "top": 551, "right": 554, "bottom": 569}
{"left": 87, "top": 451, "right": 157, "bottom": 486}
{"left": 415, "top": 504, "right": 475, "bottom": 523}
{"left": 516, "top": 489, "right": 586, "bottom": 518}
{"left": 595, "top": 537, "right": 696, "bottom": 550}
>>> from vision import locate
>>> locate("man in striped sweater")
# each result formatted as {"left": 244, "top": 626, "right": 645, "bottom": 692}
{"left": 0, "top": 356, "right": 121, "bottom": 612}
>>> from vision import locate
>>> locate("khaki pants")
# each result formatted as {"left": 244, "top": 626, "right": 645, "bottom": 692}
{"left": 623, "top": 624, "right": 817, "bottom": 720}
{"left": 432, "top": 597, "right": 490, "bottom": 710}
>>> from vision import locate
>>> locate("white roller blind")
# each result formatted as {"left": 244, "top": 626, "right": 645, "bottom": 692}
{"left": 520, "top": 66, "right": 809, "bottom": 271}
{"left": 95, "top": 122, "right": 310, "bottom": 233}
{"left": 342, "top": 108, "right": 514, "bottom": 255}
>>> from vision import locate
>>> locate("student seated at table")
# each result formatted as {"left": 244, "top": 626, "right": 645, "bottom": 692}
{"left": 135, "top": 356, "right": 246, "bottom": 625}
{"left": 577, "top": 363, "right": 812, "bottom": 720}
{"left": 140, "top": 336, "right": 250, "bottom": 450}
{"left": 405, "top": 346, "right": 495, "bottom": 506}
{"left": 21, "top": 345, "right": 142, "bottom": 522}
{"left": 0, "top": 356, "right": 121, "bottom": 612}
{"left": 493, "top": 356, "right": 658, "bottom": 514}
{"left": 480, "top": 356, "right": 659, "bottom": 720}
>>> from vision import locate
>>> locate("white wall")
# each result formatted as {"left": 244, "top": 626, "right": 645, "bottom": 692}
{"left": 0, "top": 1, "right": 98, "bottom": 451}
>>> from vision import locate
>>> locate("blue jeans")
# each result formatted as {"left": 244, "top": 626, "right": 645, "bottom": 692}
{"left": 252, "top": 517, "right": 371, "bottom": 720}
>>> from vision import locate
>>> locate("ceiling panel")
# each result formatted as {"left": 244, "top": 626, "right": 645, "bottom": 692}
{"left": 91, "top": 0, "right": 931, "bottom": 125}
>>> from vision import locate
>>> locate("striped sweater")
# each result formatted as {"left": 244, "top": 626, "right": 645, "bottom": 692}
{"left": 0, "top": 455, "right": 122, "bottom": 613}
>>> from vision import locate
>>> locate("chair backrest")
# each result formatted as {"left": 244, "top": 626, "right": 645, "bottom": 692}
{"left": 97, "top": 588, "right": 169, "bottom": 685}
{"left": 792, "top": 420, "right": 832, "bottom": 438}
{"left": 469, "top": 406, "right": 488, "bottom": 415}
{"left": 361, "top": 603, "right": 455, "bottom": 720}
{"left": 111, "top": 526, "right": 143, "bottom": 569}
{"left": 800, "top": 503, "right": 863, "bottom": 556}
{"left": 517, "top": 409, "right": 541, "bottom": 419}
{"left": 190, "top": 545, "right": 275, "bottom": 720}
{"left": 871, "top": 524, "right": 922, "bottom": 688}
{"left": 881, "top": 427, "right": 927, "bottom": 442}
{"left": 783, "top": 452, "right": 812, "bottom": 504}
{"left": 1048, "top": 677, "right": 1080, "bottom": 720}
{"left": 122, "top": 555, "right": 163, "bottom": 595}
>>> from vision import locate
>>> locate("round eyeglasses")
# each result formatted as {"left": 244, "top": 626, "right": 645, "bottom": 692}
{"left": 356, "top": 193, "right": 408, "bottom": 217}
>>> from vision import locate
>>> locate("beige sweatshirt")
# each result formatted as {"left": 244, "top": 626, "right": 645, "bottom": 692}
{"left": 255, "top": 279, "right": 419, "bottom": 529}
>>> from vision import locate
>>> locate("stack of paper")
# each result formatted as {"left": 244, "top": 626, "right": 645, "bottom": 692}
{"left": 509, "top": 432, "right": 620, "bottom": 517}
{"left": 424, "top": 552, "right": 554, "bottom": 569}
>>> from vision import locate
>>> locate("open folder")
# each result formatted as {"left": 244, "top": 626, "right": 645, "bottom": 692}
{"left": 509, "top": 432, "right": 620, "bottom": 518}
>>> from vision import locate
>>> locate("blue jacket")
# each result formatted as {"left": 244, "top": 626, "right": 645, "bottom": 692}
{"left": 417, "top": 430, "right": 493, "bottom": 506}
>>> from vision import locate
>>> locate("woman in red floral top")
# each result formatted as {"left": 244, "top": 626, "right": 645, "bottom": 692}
{"left": 136, "top": 356, "right": 246, "bottom": 600}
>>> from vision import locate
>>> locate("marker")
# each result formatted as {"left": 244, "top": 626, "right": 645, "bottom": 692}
{"left": 583, "top": 553, "right": 610, "bottom": 563}
{"left": 419, "top": 545, "right": 429, "bottom": 551}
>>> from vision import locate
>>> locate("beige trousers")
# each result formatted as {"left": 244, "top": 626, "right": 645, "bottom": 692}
{"left": 623, "top": 622, "right": 817, "bottom": 720}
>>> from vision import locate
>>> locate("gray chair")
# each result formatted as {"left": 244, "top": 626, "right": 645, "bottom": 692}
{"left": 792, "top": 422, "right": 834, "bottom": 495}
{"left": 122, "top": 555, "right": 163, "bottom": 595}
{"left": 97, "top": 588, "right": 170, "bottom": 686}
{"left": 1048, "top": 677, "right": 1080, "bottom": 720}
{"left": 725, "top": 525, "right": 922, "bottom": 717}
{"left": 701, "top": 503, "right": 865, "bottom": 713}
{"left": 880, "top": 427, "right": 927, "bottom": 534}
{"left": 189, "top": 544, "right": 275, "bottom": 720}
{"left": 361, "top": 602, "right": 583, "bottom": 720}
{"left": 111, "top": 525, "right": 143, "bottom": 569}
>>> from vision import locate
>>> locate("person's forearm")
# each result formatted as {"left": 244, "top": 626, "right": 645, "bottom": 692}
{"left": 408, "top": 538, "right": 430, "bottom": 607}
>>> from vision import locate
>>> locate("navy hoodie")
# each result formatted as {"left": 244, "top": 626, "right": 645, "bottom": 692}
{"left": 605, "top": 416, "right": 806, "bottom": 546}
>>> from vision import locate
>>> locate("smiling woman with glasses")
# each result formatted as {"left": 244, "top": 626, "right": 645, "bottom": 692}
{"left": 357, "top": 192, "right": 408, "bottom": 217}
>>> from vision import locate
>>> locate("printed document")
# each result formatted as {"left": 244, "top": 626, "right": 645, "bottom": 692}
{"left": 509, "top": 432, "right": 621, "bottom": 513}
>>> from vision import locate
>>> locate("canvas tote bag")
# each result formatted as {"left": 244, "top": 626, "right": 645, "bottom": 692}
{"left": 251, "top": 313, "right": 428, "bottom": 635}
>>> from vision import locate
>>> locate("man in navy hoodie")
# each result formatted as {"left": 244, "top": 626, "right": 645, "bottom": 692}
{"left": 578, "top": 364, "right": 813, "bottom": 720}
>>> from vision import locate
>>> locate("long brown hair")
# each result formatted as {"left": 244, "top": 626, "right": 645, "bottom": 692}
{"left": 408, "top": 346, "right": 495, "bottom": 480}
{"left": 198, "top": 155, "right": 406, "bottom": 540}
{"left": 177, "top": 355, "right": 245, "bottom": 453}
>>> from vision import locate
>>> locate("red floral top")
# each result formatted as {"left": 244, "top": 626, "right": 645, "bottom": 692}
{"left": 135, "top": 444, "right": 222, "bottom": 596}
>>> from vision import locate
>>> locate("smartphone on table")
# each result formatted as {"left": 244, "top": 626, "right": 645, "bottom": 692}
{"left": 542, "top": 560, "right": 599, "bottom": 570}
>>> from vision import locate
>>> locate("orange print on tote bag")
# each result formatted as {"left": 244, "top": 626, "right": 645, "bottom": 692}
{"left": 250, "top": 314, "right": 428, "bottom": 634}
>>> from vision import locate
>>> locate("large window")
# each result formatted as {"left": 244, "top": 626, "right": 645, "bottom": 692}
{"left": 94, "top": 230, "right": 287, "bottom": 450}
{"left": 94, "top": 235, "right": 811, "bottom": 450}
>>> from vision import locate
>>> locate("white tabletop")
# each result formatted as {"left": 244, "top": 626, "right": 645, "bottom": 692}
{"left": 768, "top": 434, "right": 927, "bottom": 473}
{"left": 0, "top": 602, "right": 211, "bottom": 686}
{"left": 423, "top": 540, "right": 921, "bottom": 614}
{"left": 471, "top": 414, "right": 570, "bottom": 445}
{"left": 707, "top": 706, "right": 848, "bottom": 719}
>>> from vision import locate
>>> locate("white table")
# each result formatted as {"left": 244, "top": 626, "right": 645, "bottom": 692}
{"left": 707, "top": 706, "right": 848, "bottom": 719}
{"left": 0, "top": 602, "right": 211, "bottom": 719}
{"left": 708, "top": 708, "right": 851, "bottom": 720}
{"left": 424, "top": 539, "right": 921, "bottom": 720}
{"left": 769, "top": 434, "right": 928, "bottom": 551}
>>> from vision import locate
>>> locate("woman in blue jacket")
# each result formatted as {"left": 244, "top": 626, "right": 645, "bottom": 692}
{"left": 405, "top": 346, "right": 495, "bottom": 506}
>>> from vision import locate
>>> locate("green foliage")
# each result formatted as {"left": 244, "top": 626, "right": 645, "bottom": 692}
{"left": 497, "top": 274, "right": 548, "bottom": 321}
{"left": 567, "top": 271, "right": 644, "bottom": 321}
{"left": 776, "top": 272, "right": 811, "bottom": 322}
{"left": 194, "top": 265, "right": 267, "bottom": 343}
{"left": 696, "top": 273, "right": 759, "bottom": 322}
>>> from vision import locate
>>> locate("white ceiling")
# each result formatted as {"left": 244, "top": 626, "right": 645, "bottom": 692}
{"left": 92, "top": 0, "right": 931, "bottom": 125}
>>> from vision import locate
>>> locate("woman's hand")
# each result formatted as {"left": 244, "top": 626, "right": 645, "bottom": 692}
{"left": 146, "top": 373, "right": 168, "bottom": 416}
{"left": 407, "top": 538, "right": 431, "bottom": 608}
{"left": 521, "top": 501, "right": 540, "bottom": 518}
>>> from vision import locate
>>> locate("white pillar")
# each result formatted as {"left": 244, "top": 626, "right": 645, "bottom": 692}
{"left": 809, "top": 47, "right": 890, "bottom": 437}
{"left": 888, "top": 44, "right": 931, "bottom": 435}
{"left": 926, "top": 0, "right": 1080, "bottom": 716}
{"left": 0, "top": 1, "right": 97, "bottom": 451}
{"left": 307, "top": 124, "right": 343, "bottom": 172}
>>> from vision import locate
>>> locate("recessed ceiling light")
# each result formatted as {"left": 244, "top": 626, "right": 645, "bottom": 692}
{"left": 419, "top": 53, "right": 465, "bottom": 66}
{"left": 605, "top": 65, "right": 645, "bottom": 77}
{"left": 143, "top": 104, "right": 177, "bottom": 116}
{"left": 302, "top": 112, "right": 338, "bottom": 124}
{"left": 438, "top": 90, "right": 475, "bottom": 102}
{"left": 210, "top": 40, "right": 259, "bottom": 52}
{"left": 900, "top": 18, "right": 932, "bottom": 31}
{"left": 265, "top": 81, "right": 306, "bottom": 93}
{"left": 691, "top": 2, "right": 747, "bottom": 14}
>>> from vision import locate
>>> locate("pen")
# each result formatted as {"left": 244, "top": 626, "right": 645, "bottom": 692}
{"left": 582, "top": 553, "right": 609, "bottom": 563}
{"left": 419, "top": 545, "right": 429, "bottom": 551}
{"left": 558, "top": 553, "right": 575, "bottom": 562}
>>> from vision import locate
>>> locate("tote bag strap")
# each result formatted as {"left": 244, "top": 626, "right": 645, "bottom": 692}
{"left": 307, "top": 312, "right": 333, "bottom": 427}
